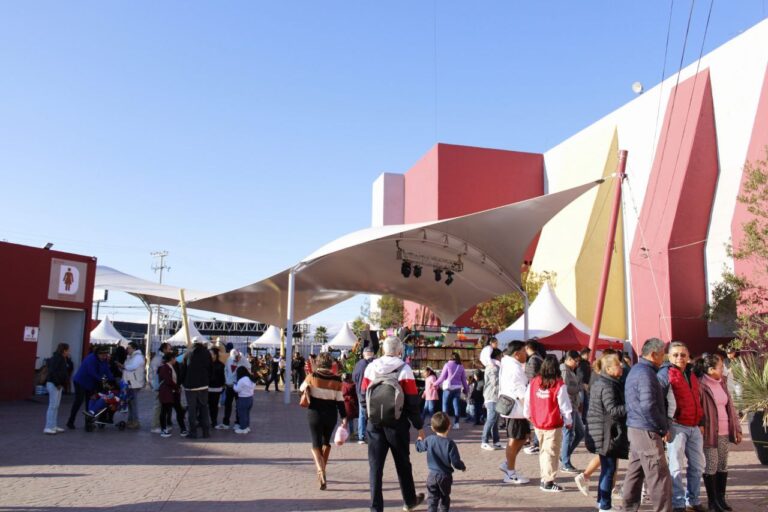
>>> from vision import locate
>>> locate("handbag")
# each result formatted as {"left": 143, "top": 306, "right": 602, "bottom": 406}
{"left": 495, "top": 394, "right": 515, "bottom": 416}
{"left": 334, "top": 424, "right": 349, "bottom": 446}
{"left": 300, "top": 386, "right": 311, "bottom": 408}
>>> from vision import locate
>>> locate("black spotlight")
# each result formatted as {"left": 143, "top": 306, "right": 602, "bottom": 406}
{"left": 401, "top": 260, "right": 412, "bottom": 278}
{"left": 445, "top": 270, "right": 454, "bottom": 286}
{"left": 433, "top": 268, "right": 442, "bottom": 282}
{"left": 413, "top": 265, "right": 422, "bottom": 278}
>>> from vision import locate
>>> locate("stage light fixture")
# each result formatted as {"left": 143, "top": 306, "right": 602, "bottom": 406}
{"left": 433, "top": 268, "right": 442, "bottom": 282}
{"left": 445, "top": 270, "right": 454, "bottom": 286}
{"left": 413, "top": 265, "right": 422, "bottom": 278}
{"left": 401, "top": 260, "right": 412, "bottom": 278}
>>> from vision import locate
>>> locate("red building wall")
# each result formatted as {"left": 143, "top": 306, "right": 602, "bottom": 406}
{"left": 402, "top": 143, "right": 544, "bottom": 326}
{"left": 0, "top": 242, "right": 96, "bottom": 401}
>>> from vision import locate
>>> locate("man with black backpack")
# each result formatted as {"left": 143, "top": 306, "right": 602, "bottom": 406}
{"left": 361, "top": 336, "right": 425, "bottom": 512}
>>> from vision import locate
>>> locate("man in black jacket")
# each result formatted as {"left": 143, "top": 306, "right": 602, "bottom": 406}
{"left": 183, "top": 338, "right": 212, "bottom": 439}
{"left": 352, "top": 346, "right": 375, "bottom": 443}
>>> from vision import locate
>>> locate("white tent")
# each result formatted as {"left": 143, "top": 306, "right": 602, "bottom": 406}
{"left": 328, "top": 322, "right": 357, "bottom": 349}
{"left": 250, "top": 325, "right": 283, "bottom": 348}
{"left": 89, "top": 316, "right": 129, "bottom": 346}
{"left": 166, "top": 322, "right": 210, "bottom": 347}
{"left": 495, "top": 282, "right": 621, "bottom": 346}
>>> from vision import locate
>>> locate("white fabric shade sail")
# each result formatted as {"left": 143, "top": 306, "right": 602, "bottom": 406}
{"left": 327, "top": 322, "right": 358, "bottom": 349}
{"left": 250, "top": 325, "right": 283, "bottom": 348}
{"left": 94, "top": 266, "right": 214, "bottom": 307}
{"left": 89, "top": 316, "right": 129, "bottom": 346}
{"left": 495, "top": 282, "right": 622, "bottom": 346}
{"left": 166, "top": 322, "right": 210, "bottom": 346}
{"left": 190, "top": 179, "right": 603, "bottom": 325}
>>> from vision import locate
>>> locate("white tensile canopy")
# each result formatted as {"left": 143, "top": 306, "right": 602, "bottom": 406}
{"left": 166, "top": 322, "right": 210, "bottom": 346}
{"left": 190, "top": 180, "right": 603, "bottom": 326}
{"left": 327, "top": 322, "right": 357, "bottom": 349}
{"left": 250, "top": 325, "right": 283, "bottom": 348}
{"left": 495, "top": 282, "right": 621, "bottom": 347}
{"left": 89, "top": 316, "right": 129, "bottom": 346}
{"left": 94, "top": 266, "right": 214, "bottom": 307}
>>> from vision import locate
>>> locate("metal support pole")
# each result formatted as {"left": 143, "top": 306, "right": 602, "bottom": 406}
{"left": 523, "top": 292, "right": 530, "bottom": 341}
{"left": 283, "top": 267, "right": 297, "bottom": 405}
{"left": 588, "top": 150, "right": 628, "bottom": 362}
{"left": 180, "top": 289, "right": 192, "bottom": 348}
{"left": 144, "top": 299, "right": 153, "bottom": 381}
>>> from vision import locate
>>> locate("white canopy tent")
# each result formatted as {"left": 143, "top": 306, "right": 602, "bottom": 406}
{"left": 166, "top": 322, "right": 210, "bottom": 347}
{"left": 89, "top": 316, "right": 130, "bottom": 346}
{"left": 327, "top": 322, "right": 357, "bottom": 350}
{"left": 95, "top": 266, "right": 214, "bottom": 306}
{"left": 495, "top": 282, "right": 622, "bottom": 347}
{"left": 250, "top": 325, "right": 283, "bottom": 348}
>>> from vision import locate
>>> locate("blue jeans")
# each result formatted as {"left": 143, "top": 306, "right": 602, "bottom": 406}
{"left": 45, "top": 382, "right": 62, "bottom": 430}
{"left": 668, "top": 422, "right": 705, "bottom": 508}
{"left": 597, "top": 454, "right": 617, "bottom": 510}
{"left": 236, "top": 396, "right": 253, "bottom": 429}
{"left": 560, "top": 409, "right": 585, "bottom": 467}
{"left": 422, "top": 399, "right": 438, "bottom": 420}
{"left": 358, "top": 402, "right": 367, "bottom": 440}
{"left": 482, "top": 401, "right": 500, "bottom": 444}
{"left": 442, "top": 388, "right": 461, "bottom": 424}
{"left": 127, "top": 389, "right": 140, "bottom": 422}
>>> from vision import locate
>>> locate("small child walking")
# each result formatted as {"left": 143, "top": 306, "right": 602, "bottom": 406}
{"left": 233, "top": 366, "right": 255, "bottom": 434}
{"left": 416, "top": 411, "right": 466, "bottom": 512}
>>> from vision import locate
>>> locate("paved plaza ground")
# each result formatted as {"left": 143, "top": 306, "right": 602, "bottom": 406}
{"left": 1, "top": 389, "right": 766, "bottom": 512}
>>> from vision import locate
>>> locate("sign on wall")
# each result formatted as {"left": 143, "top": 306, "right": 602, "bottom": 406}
{"left": 23, "top": 326, "right": 39, "bottom": 342}
{"left": 48, "top": 258, "right": 87, "bottom": 303}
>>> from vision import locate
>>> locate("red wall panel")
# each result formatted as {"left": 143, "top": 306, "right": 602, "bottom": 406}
{"left": 0, "top": 242, "right": 96, "bottom": 400}
{"left": 629, "top": 70, "right": 719, "bottom": 355}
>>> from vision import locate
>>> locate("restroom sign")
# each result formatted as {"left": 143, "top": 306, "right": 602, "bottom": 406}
{"left": 48, "top": 258, "right": 87, "bottom": 303}
{"left": 24, "top": 326, "right": 39, "bottom": 342}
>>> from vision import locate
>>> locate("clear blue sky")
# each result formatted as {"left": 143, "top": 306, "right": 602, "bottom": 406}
{"left": 1, "top": 2, "right": 766, "bottom": 329}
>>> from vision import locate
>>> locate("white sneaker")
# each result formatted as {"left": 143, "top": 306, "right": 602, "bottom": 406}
{"left": 503, "top": 470, "right": 530, "bottom": 484}
{"left": 575, "top": 473, "right": 591, "bottom": 497}
{"left": 481, "top": 443, "right": 494, "bottom": 451}
{"left": 596, "top": 507, "right": 623, "bottom": 511}
{"left": 492, "top": 442, "right": 503, "bottom": 449}
{"left": 452, "top": 423, "right": 460, "bottom": 430}
{"left": 244, "top": 427, "right": 251, "bottom": 433}
{"left": 160, "top": 430, "right": 171, "bottom": 438}
{"left": 214, "top": 424, "right": 229, "bottom": 430}
{"left": 498, "top": 461, "right": 510, "bottom": 475}
{"left": 234, "top": 428, "right": 247, "bottom": 434}
{"left": 55, "top": 426, "right": 65, "bottom": 433}
{"left": 523, "top": 445, "right": 539, "bottom": 455}
{"left": 150, "top": 428, "right": 162, "bottom": 434}
{"left": 234, "top": 424, "right": 241, "bottom": 430}
{"left": 43, "top": 428, "right": 57, "bottom": 435}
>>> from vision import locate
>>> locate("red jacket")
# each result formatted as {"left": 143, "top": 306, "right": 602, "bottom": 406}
{"left": 667, "top": 365, "right": 703, "bottom": 426}
{"left": 529, "top": 376, "right": 565, "bottom": 430}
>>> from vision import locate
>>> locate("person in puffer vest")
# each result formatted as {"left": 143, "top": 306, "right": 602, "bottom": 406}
{"left": 524, "top": 354, "right": 573, "bottom": 493}
{"left": 656, "top": 341, "right": 706, "bottom": 512}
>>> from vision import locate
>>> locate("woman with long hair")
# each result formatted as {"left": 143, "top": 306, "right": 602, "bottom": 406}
{"left": 524, "top": 354, "right": 573, "bottom": 492}
{"left": 43, "top": 343, "right": 70, "bottom": 434}
{"left": 584, "top": 353, "right": 628, "bottom": 512}
{"left": 299, "top": 352, "right": 347, "bottom": 490}
{"left": 695, "top": 353, "right": 742, "bottom": 512}
{"left": 433, "top": 352, "right": 469, "bottom": 429}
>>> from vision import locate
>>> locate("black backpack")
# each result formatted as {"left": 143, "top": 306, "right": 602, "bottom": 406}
{"left": 366, "top": 363, "right": 405, "bottom": 427}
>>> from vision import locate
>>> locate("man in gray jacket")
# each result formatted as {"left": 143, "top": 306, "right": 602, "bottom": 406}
{"left": 622, "top": 338, "right": 672, "bottom": 512}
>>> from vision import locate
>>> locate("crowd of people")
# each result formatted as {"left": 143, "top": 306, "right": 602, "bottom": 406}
{"left": 41, "top": 332, "right": 745, "bottom": 512}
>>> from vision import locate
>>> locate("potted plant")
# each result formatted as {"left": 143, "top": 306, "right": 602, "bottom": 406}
{"left": 730, "top": 354, "right": 768, "bottom": 464}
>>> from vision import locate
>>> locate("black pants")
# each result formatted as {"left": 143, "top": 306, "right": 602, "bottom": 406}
{"left": 185, "top": 389, "right": 210, "bottom": 436}
{"left": 367, "top": 422, "right": 418, "bottom": 512}
{"left": 223, "top": 386, "right": 239, "bottom": 426}
{"left": 67, "top": 383, "right": 90, "bottom": 426}
{"left": 208, "top": 391, "right": 221, "bottom": 426}
{"left": 265, "top": 370, "right": 280, "bottom": 391}
{"left": 292, "top": 369, "right": 306, "bottom": 390}
{"left": 426, "top": 471, "right": 452, "bottom": 512}
{"left": 160, "top": 396, "right": 186, "bottom": 431}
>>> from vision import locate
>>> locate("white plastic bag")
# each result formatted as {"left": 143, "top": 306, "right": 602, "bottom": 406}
{"left": 334, "top": 424, "right": 349, "bottom": 446}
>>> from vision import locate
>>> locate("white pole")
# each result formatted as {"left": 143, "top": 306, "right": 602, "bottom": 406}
{"left": 284, "top": 267, "right": 297, "bottom": 405}
{"left": 523, "top": 292, "right": 530, "bottom": 341}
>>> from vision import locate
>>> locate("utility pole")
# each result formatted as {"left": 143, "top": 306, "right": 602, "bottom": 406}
{"left": 151, "top": 251, "right": 170, "bottom": 337}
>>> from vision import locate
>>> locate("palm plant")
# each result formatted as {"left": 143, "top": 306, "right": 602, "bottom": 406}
{"left": 730, "top": 354, "right": 768, "bottom": 429}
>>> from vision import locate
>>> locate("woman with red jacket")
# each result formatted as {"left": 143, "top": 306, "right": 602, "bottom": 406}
{"left": 158, "top": 353, "right": 188, "bottom": 438}
{"left": 525, "top": 355, "right": 573, "bottom": 493}
{"left": 695, "top": 354, "right": 742, "bottom": 512}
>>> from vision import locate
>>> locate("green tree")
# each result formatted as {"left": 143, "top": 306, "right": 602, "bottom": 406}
{"left": 720, "top": 147, "right": 768, "bottom": 353}
{"left": 314, "top": 325, "right": 328, "bottom": 344}
{"left": 471, "top": 270, "right": 556, "bottom": 333}
{"left": 377, "top": 294, "right": 406, "bottom": 329}
{"left": 351, "top": 316, "right": 367, "bottom": 338}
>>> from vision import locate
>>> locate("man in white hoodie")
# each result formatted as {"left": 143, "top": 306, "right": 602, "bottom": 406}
{"left": 361, "top": 336, "right": 425, "bottom": 512}
{"left": 222, "top": 349, "right": 250, "bottom": 429}
{"left": 120, "top": 341, "right": 146, "bottom": 429}
{"left": 497, "top": 340, "right": 531, "bottom": 485}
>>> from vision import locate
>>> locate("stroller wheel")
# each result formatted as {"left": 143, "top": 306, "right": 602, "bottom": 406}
{"left": 85, "top": 423, "right": 94, "bottom": 433}
{"left": 118, "top": 421, "right": 127, "bottom": 431}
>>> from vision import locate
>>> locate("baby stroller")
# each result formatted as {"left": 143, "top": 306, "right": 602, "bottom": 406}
{"left": 84, "top": 379, "right": 133, "bottom": 432}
